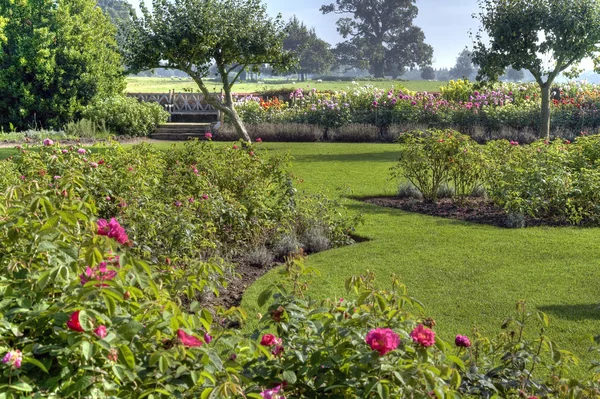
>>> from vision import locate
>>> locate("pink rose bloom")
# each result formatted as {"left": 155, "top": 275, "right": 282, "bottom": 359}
{"left": 232, "top": 145, "right": 239, "bottom": 149}
{"left": 205, "top": 132, "right": 212, "bottom": 140}
{"left": 410, "top": 324, "right": 436, "bottom": 347}
{"left": 2, "top": 349, "right": 22, "bottom": 368}
{"left": 271, "top": 345, "right": 284, "bottom": 356}
{"left": 177, "top": 329, "right": 203, "bottom": 347}
{"left": 53, "top": 175, "right": 61, "bottom": 180}
{"left": 260, "top": 384, "right": 283, "bottom": 399}
{"left": 365, "top": 328, "right": 400, "bottom": 356}
{"left": 78, "top": 148, "right": 86, "bottom": 154}
{"left": 89, "top": 162, "right": 98, "bottom": 168}
{"left": 80, "top": 262, "right": 117, "bottom": 286}
{"left": 202, "top": 194, "right": 209, "bottom": 200}
{"left": 43, "top": 138, "right": 54, "bottom": 146}
{"left": 97, "top": 219, "right": 109, "bottom": 235}
{"left": 455, "top": 334, "right": 471, "bottom": 348}
{"left": 255, "top": 137, "right": 262, "bottom": 143}
{"left": 105, "top": 196, "right": 111, "bottom": 201}
{"left": 204, "top": 332, "right": 213, "bottom": 344}
{"left": 66, "top": 311, "right": 85, "bottom": 332}
{"left": 107, "top": 218, "right": 129, "bottom": 244}
{"left": 509, "top": 140, "right": 519, "bottom": 146}
{"left": 260, "top": 334, "right": 281, "bottom": 347}
{"left": 94, "top": 325, "right": 108, "bottom": 339}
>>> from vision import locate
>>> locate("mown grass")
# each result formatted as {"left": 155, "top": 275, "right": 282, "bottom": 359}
{"left": 125, "top": 77, "right": 446, "bottom": 94}
{"left": 234, "top": 142, "right": 600, "bottom": 377}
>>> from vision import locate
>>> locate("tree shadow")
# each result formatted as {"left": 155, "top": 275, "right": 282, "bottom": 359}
{"left": 538, "top": 304, "right": 600, "bottom": 321}
{"left": 293, "top": 151, "right": 400, "bottom": 163}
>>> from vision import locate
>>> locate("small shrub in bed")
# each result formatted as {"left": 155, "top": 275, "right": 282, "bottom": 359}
{"left": 397, "top": 181, "right": 423, "bottom": 199}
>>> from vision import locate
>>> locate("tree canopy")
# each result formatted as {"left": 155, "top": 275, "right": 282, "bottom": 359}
{"left": 120, "top": 0, "right": 292, "bottom": 142}
{"left": 321, "top": 0, "right": 433, "bottom": 78}
{"left": 449, "top": 49, "right": 475, "bottom": 80}
{"left": 283, "top": 16, "right": 334, "bottom": 81}
{"left": 0, "top": 0, "right": 124, "bottom": 130}
{"left": 472, "top": 0, "right": 600, "bottom": 138}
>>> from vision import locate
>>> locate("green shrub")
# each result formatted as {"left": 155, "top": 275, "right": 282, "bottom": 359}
{"left": 83, "top": 96, "right": 169, "bottom": 136}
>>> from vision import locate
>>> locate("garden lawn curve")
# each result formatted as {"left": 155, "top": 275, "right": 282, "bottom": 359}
{"left": 240, "top": 142, "right": 600, "bottom": 377}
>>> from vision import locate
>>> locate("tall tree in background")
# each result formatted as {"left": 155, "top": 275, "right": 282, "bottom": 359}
{"left": 472, "top": 0, "right": 600, "bottom": 139}
{"left": 120, "top": 0, "right": 293, "bottom": 142}
{"left": 283, "top": 16, "right": 334, "bottom": 81}
{"left": 321, "top": 0, "right": 433, "bottom": 78}
{"left": 97, "top": 0, "right": 133, "bottom": 24}
{"left": 449, "top": 49, "right": 475, "bottom": 80}
{"left": 504, "top": 66, "right": 524, "bottom": 82}
{"left": 0, "top": 0, "right": 124, "bottom": 130}
{"left": 420, "top": 66, "right": 435, "bottom": 80}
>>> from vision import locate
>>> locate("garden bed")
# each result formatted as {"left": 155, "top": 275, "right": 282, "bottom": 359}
{"left": 361, "top": 196, "right": 571, "bottom": 228}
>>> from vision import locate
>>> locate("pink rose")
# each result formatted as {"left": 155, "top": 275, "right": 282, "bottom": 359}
{"left": 204, "top": 332, "right": 213, "bottom": 344}
{"left": 255, "top": 137, "right": 262, "bottom": 143}
{"left": 455, "top": 334, "right": 471, "bottom": 348}
{"left": 77, "top": 148, "right": 86, "bottom": 154}
{"left": 66, "top": 311, "right": 85, "bottom": 332}
{"left": 260, "top": 334, "right": 281, "bottom": 347}
{"left": 365, "top": 328, "right": 400, "bottom": 356}
{"left": 2, "top": 350, "right": 22, "bottom": 368}
{"left": 43, "top": 138, "right": 54, "bottom": 146}
{"left": 205, "top": 132, "right": 212, "bottom": 140}
{"left": 260, "top": 384, "right": 283, "bottom": 399}
{"left": 94, "top": 325, "right": 108, "bottom": 339}
{"left": 410, "top": 324, "right": 435, "bottom": 347}
{"left": 177, "top": 329, "right": 203, "bottom": 347}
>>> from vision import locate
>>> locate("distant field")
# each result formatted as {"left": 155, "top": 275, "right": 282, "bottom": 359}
{"left": 125, "top": 76, "right": 446, "bottom": 94}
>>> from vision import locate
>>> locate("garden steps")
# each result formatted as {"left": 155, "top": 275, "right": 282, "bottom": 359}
{"left": 151, "top": 122, "right": 212, "bottom": 140}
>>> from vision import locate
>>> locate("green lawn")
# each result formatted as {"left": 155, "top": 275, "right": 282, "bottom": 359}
{"left": 234, "top": 142, "right": 600, "bottom": 376}
{"left": 125, "top": 77, "right": 446, "bottom": 94}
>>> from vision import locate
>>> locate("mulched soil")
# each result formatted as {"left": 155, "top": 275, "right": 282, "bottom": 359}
{"left": 360, "top": 196, "right": 571, "bottom": 228}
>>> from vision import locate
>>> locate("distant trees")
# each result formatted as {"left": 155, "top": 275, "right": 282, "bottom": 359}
{"left": 321, "top": 0, "right": 433, "bottom": 78}
{"left": 449, "top": 49, "right": 475, "bottom": 80}
{"left": 283, "top": 16, "right": 334, "bottom": 81}
{"left": 97, "top": 0, "right": 133, "bottom": 24}
{"left": 0, "top": 0, "right": 125, "bottom": 130}
{"left": 472, "top": 0, "right": 600, "bottom": 138}
{"left": 503, "top": 66, "right": 524, "bottom": 82}
{"left": 420, "top": 66, "right": 436, "bottom": 80}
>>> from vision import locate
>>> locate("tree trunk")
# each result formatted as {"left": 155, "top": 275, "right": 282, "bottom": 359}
{"left": 300, "top": 72, "right": 305, "bottom": 82}
{"left": 540, "top": 82, "right": 552, "bottom": 140}
{"left": 373, "top": 60, "right": 385, "bottom": 78}
{"left": 223, "top": 89, "right": 251, "bottom": 143}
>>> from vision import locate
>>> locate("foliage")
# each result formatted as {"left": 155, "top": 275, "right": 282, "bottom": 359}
{"left": 283, "top": 16, "right": 334, "bottom": 80}
{"left": 82, "top": 96, "right": 169, "bottom": 136}
{"left": 449, "top": 49, "right": 476, "bottom": 80}
{"left": 120, "top": 0, "right": 294, "bottom": 142}
{"left": 420, "top": 66, "right": 436, "bottom": 80}
{"left": 472, "top": 0, "right": 600, "bottom": 138}
{"left": 321, "top": 0, "right": 433, "bottom": 78}
{"left": 0, "top": 0, "right": 125, "bottom": 131}
{"left": 393, "top": 129, "right": 485, "bottom": 201}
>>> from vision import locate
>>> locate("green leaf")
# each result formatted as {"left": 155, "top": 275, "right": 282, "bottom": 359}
{"left": 200, "top": 388, "right": 213, "bottom": 399}
{"left": 7, "top": 381, "right": 33, "bottom": 392}
{"left": 282, "top": 370, "right": 296, "bottom": 384}
{"left": 119, "top": 345, "right": 135, "bottom": 369}
{"left": 447, "top": 355, "right": 465, "bottom": 370}
{"left": 102, "top": 292, "right": 116, "bottom": 317}
{"left": 23, "top": 356, "right": 48, "bottom": 373}
{"left": 63, "top": 375, "right": 94, "bottom": 395}
{"left": 81, "top": 341, "right": 93, "bottom": 361}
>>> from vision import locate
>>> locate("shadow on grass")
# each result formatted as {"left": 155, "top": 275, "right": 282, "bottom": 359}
{"left": 538, "top": 304, "right": 600, "bottom": 321}
{"left": 292, "top": 151, "right": 400, "bottom": 163}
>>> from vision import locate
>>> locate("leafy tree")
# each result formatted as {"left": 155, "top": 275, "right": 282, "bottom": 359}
{"left": 421, "top": 66, "right": 436, "bottom": 80}
{"left": 472, "top": 0, "right": 600, "bottom": 138}
{"left": 503, "top": 66, "right": 525, "bottom": 82}
{"left": 449, "top": 49, "right": 475, "bottom": 80}
{"left": 0, "top": 0, "right": 125, "bottom": 130}
{"left": 321, "top": 0, "right": 433, "bottom": 78}
{"left": 97, "top": 0, "right": 133, "bottom": 24}
{"left": 283, "top": 16, "right": 334, "bottom": 81}
{"left": 120, "top": 0, "right": 292, "bottom": 142}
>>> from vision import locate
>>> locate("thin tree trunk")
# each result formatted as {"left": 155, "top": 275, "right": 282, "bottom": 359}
{"left": 223, "top": 89, "right": 251, "bottom": 143}
{"left": 540, "top": 82, "right": 552, "bottom": 140}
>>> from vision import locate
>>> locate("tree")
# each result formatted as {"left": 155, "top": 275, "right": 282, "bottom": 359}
{"left": 120, "top": 0, "right": 292, "bottom": 142}
{"left": 472, "top": 0, "right": 600, "bottom": 139}
{"left": 449, "top": 49, "right": 475, "bottom": 80}
{"left": 321, "top": 0, "right": 433, "bottom": 78}
{"left": 97, "top": 0, "right": 133, "bottom": 24}
{"left": 504, "top": 66, "right": 525, "bottom": 82}
{"left": 421, "top": 66, "right": 436, "bottom": 80}
{"left": 0, "top": 0, "right": 124, "bottom": 130}
{"left": 283, "top": 16, "right": 334, "bottom": 81}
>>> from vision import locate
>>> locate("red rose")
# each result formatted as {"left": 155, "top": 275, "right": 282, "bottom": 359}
{"left": 177, "top": 329, "right": 203, "bottom": 347}
{"left": 66, "top": 311, "right": 85, "bottom": 332}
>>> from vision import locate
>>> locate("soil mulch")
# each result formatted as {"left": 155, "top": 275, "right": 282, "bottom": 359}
{"left": 361, "top": 196, "right": 571, "bottom": 228}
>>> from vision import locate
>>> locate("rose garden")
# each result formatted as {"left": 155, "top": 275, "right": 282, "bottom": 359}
{"left": 4, "top": 0, "right": 600, "bottom": 398}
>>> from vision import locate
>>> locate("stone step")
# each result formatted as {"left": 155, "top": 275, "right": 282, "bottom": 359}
{"left": 151, "top": 123, "right": 213, "bottom": 140}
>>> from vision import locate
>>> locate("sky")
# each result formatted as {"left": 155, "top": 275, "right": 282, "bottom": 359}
{"left": 136, "top": 0, "right": 481, "bottom": 69}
